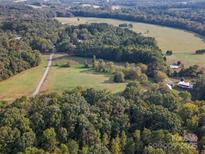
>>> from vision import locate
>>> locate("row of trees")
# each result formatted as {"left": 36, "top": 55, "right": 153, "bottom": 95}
{"left": 92, "top": 58, "right": 168, "bottom": 83}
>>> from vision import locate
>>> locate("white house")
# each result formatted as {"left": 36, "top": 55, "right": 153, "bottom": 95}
{"left": 177, "top": 81, "right": 193, "bottom": 89}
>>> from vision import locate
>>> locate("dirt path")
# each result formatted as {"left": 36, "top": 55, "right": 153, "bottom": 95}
{"left": 32, "top": 53, "right": 54, "bottom": 97}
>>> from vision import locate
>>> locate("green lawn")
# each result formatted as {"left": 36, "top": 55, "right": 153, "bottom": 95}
{"left": 41, "top": 54, "right": 127, "bottom": 94}
{"left": 0, "top": 55, "right": 48, "bottom": 102}
{"left": 56, "top": 17, "right": 205, "bottom": 67}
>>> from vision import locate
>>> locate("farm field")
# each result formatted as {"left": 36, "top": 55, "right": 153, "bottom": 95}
{"left": 41, "top": 54, "right": 127, "bottom": 94}
{"left": 0, "top": 55, "right": 49, "bottom": 102}
{"left": 56, "top": 17, "right": 205, "bottom": 67}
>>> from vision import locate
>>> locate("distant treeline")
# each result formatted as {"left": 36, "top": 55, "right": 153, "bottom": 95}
{"left": 69, "top": 6, "right": 205, "bottom": 36}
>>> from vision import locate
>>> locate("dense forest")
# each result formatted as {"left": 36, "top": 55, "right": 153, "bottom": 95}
{"left": 1, "top": 80, "right": 205, "bottom": 153}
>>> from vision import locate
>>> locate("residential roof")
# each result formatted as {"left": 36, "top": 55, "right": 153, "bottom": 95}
{"left": 177, "top": 81, "right": 193, "bottom": 89}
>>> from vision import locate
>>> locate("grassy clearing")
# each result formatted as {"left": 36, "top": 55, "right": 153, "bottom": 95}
{"left": 41, "top": 54, "right": 127, "bottom": 94}
{"left": 56, "top": 17, "right": 205, "bottom": 67}
{"left": 166, "top": 53, "right": 205, "bottom": 68}
{"left": 0, "top": 55, "right": 48, "bottom": 102}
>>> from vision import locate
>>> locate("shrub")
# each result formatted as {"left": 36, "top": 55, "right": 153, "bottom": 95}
{"left": 124, "top": 69, "right": 141, "bottom": 80}
{"left": 62, "top": 62, "right": 71, "bottom": 68}
{"left": 114, "top": 71, "right": 125, "bottom": 83}
{"left": 137, "top": 63, "right": 148, "bottom": 73}
{"left": 154, "top": 70, "right": 168, "bottom": 83}
{"left": 166, "top": 50, "right": 173, "bottom": 56}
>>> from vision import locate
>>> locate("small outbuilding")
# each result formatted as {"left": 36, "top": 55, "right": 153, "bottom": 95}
{"left": 177, "top": 81, "right": 193, "bottom": 89}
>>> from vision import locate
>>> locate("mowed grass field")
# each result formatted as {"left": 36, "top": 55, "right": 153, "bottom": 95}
{"left": 56, "top": 17, "right": 205, "bottom": 67}
{"left": 0, "top": 55, "right": 49, "bottom": 102}
{"left": 41, "top": 54, "right": 127, "bottom": 94}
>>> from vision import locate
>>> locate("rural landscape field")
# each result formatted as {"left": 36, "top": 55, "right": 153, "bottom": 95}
{"left": 57, "top": 17, "right": 205, "bottom": 67}
{"left": 41, "top": 54, "right": 126, "bottom": 94}
{"left": 1, "top": 16, "right": 205, "bottom": 101}
{"left": 0, "top": 55, "right": 48, "bottom": 101}
{"left": 2, "top": 1, "right": 205, "bottom": 153}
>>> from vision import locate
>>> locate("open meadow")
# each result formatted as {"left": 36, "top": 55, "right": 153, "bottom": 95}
{"left": 0, "top": 55, "right": 49, "bottom": 102}
{"left": 56, "top": 17, "right": 205, "bottom": 67}
{"left": 40, "top": 54, "right": 127, "bottom": 94}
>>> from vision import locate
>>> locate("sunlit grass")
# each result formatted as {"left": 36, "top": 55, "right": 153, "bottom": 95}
{"left": 0, "top": 55, "right": 48, "bottom": 102}
{"left": 41, "top": 54, "right": 127, "bottom": 94}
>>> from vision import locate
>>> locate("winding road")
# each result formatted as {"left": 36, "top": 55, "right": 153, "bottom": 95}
{"left": 32, "top": 53, "right": 54, "bottom": 97}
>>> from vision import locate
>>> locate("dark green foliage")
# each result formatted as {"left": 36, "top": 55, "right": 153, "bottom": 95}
{"left": 0, "top": 33, "right": 40, "bottom": 81}
{"left": 59, "top": 23, "right": 165, "bottom": 68}
{"left": 0, "top": 82, "right": 201, "bottom": 153}
{"left": 166, "top": 50, "right": 173, "bottom": 56}
{"left": 192, "top": 76, "right": 205, "bottom": 100}
{"left": 114, "top": 71, "right": 125, "bottom": 83}
{"left": 0, "top": 5, "right": 59, "bottom": 80}
{"left": 31, "top": 37, "right": 53, "bottom": 53}
{"left": 62, "top": 62, "right": 71, "bottom": 68}
{"left": 196, "top": 49, "right": 205, "bottom": 54}
{"left": 176, "top": 65, "right": 203, "bottom": 78}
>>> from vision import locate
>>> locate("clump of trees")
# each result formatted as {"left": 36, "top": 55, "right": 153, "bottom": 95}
{"left": 174, "top": 65, "right": 204, "bottom": 78}
{"left": 166, "top": 50, "right": 173, "bottom": 56}
{"left": 92, "top": 59, "right": 149, "bottom": 83}
{"left": 119, "top": 23, "right": 133, "bottom": 28}
{"left": 196, "top": 49, "right": 205, "bottom": 54}
{"left": 114, "top": 71, "right": 125, "bottom": 83}
{"left": 57, "top": 23, "right": 166, "bottom": 71}
{"left": 154, "top": 70, "right": 168, "bottom": 82}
